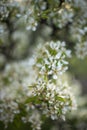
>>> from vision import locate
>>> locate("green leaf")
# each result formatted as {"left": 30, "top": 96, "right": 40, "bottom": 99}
{"left": 25, "top": 96, "right": 41, "bottom": 104}
{"left": 56, "top": 96, "right": 65, "bottom": 102}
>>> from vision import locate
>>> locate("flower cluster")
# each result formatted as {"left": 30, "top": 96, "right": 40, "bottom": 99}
{"left": 47, "top": 3, "right": 74, "bottom": 29}
{"left": 24, "top": 8, "right": 38, "bottom": 31}
{"left": 70, "top": 21, "right": 87, "bottom": 59}
{"left": 75, "top": 41, "right": 87, "bottom": 59}
{"left": 34, "top": 41, "right": 71, "bottom": 79}
{"left": 33, "top": 77, "right": 76, "bottom": 121}
{"left": 69, "top": 0, "right": 87, "bottom": 59}
{"left": 0, "top": 59, "right": 36, "bottom": 126}
{"left": 0, "top": 100, "right": 20, "bottom": 128}
{"left": 0, "top": 0, "right": 21, "bottom": 21}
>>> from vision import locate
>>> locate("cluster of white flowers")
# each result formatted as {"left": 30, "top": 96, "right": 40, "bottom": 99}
{"left": 75, "top": 41, "right": 87, "bottom": 59}
{"left": 0, "top": 0, "right": 21, "bottom": 20}
{"left": 48, "top": 3, "right": 74, "bottom": 28}
{"left": 69, "top": 0, "right": 87, "bottom": 59}
{"left": 34, "top": 41, "right": 71, "bottom": 79}
{"left": 0, "top": 100, "right": 20, "bottom": 128}
{"left": 0, "top": 61, "right": 31, "bottom": 127}
{"left": 0, "top": 60, "right": 35, "bottom": 127}
{"left": 33, "top": 77, "right": 76, "bottom": 121}
{"left": 70, "top": 21, "right": 87, "bottom": 59}
{"left": 22, "top": 3, "right": 38, "bottom": 31}
{"left": 70, "top": 22, "right": 87, "bottom": 41}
